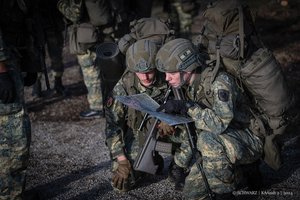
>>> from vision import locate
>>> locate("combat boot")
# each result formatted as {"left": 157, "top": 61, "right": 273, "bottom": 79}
{"left": 54, "top": 76, "right": 66, "bottom": 95}
{"left": 154, "top": 152, "right": 164, "bottom": 175}
{"left": 79, "top": 109, "right": 104, "bottom": 119}
{"left": 168, "top": 159, "right": 188, "bottom": 191}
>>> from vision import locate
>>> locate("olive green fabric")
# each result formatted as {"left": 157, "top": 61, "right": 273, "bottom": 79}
{"left": 118, "top": 18, "right": 175, "bottom": 54}
{"left": 126, "top": 39, "right": 157, "bottom": 73}
{"left": 156, "top": 38, "right": 205, "bottom": 73}
{"left": 193, "top": 0, "right": 293, "bottom": 170}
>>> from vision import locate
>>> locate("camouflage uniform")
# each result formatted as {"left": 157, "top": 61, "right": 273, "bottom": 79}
{"left": 58, "top": 0, "right": 113, "bottom": 112}
{"left": 0, "top": 25, "right": 31, "bottom": 200}
{"left": 105, "top": 70, "right": 192, "bottom": 187}
{"left": 180, "top": 69, "right": 264, "bottom": 199}
{"left": 156, "top": 38, "right": 263, "bottom": 199}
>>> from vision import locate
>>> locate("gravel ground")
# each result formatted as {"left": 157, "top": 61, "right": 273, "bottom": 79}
{"left": 23, "top": 119, "right": 300, "bottom": 200}
{"left": 23, "top": 1, "right": 300, "bottom": 199}
{"left": 25, "top": 120, "right": 183, "bottom": 200}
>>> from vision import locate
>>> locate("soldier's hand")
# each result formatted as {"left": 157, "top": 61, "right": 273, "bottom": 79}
{"left": 157, "top": 100, "right": 193, "bottom": 114}
{"left": 157, "top": 121, "right": 175, "bottom": 136}
{"left": 0, "top": 72, "right": 15, "bottom": 104}
{"left": 112, "top": 158, "right": 131, "bottom": 191}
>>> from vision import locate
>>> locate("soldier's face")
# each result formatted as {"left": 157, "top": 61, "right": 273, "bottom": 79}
{"left": 165, "top": 71, "right": 191, "bottom": 88}
{"left": 135, "top": 70, "right": 156, "bottom": 87}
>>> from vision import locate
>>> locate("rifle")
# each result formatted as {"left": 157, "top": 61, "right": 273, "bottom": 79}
{"left": 172, "top": 88, "right": 214, "bottom": 200}
{"left": 133, "top": 86, "right": 173, "bottom": 174}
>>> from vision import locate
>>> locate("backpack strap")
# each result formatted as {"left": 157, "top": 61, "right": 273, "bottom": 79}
{"left": 210, "top": 37, "right": 222, "bottom": 91}
{"left": 238, "top": 6, "right": 245, "bottom": 59}
{"left": 194, "top": 66, "right": 215, "bottom": 107}
{"left": 195, "top": 20, "right": 208, "bottom": 46}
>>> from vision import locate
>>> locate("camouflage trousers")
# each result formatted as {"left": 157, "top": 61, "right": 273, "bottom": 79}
{"left": 168, "top": 126, "right": 192, "bottom": 169}
{"left": 0, "top": 108, "right": 31, "bottom": 200}
{"left": 183, "top": 128, "right": 263, "bottom": 200}
{"left": 77, "top": 49, "right": 103, "bottom": 111}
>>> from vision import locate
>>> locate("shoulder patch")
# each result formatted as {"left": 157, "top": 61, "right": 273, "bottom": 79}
{"left": 218, "top": 89, "right": 229, "bottom": 102}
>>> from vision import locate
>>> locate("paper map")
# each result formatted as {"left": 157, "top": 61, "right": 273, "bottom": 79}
{"left": 115, "top": 93, "right": 193, "bottom": 125}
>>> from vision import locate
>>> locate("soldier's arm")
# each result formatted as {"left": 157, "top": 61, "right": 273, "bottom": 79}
{"left": 57, "top": 0, "right": 82, "bottom": 23}
{"left": 105, "top": 81, "right": 128, "bottom": 160}
{"left": 0, "top": 28, "right": 9, "bottom": 65}
{"left": 187, "top": 74, "right": 235, "bottom": 135}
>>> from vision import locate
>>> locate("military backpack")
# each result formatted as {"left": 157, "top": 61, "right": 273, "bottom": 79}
{"left": 118, "top": 18, "right": 175, "bottom": 54}
{"left": 194, "top": 0, "right": 294, "bottom": 170}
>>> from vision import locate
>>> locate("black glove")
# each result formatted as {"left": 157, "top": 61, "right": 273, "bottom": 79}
{"left": 0, "top": 72, "right": 15, "bottom": 103}
{"left": 157, "top": 100, "right": 194, "bottom": 114}
{"left": 112, "top": 159, "right": 132, "bottom": 191}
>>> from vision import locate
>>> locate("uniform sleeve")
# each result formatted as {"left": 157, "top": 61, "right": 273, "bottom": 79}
{"left": 57, "top": 0, "right": 82, "bottom": 23}
{"left": 105, "top": 80, "right": 128, "bottom": 160}
{"left": 187, "top": 74, "right": 235, "bottom": 135}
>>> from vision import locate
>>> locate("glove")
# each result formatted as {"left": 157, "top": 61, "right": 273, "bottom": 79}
{"left": 157, "top": 121, "right": 175, "bottom": 136}
{"left": 0, "top": 72, "right": 15, "bottom": 104}
{"left": 112, "top": 159, "right": 132, "bottom": 191}
{"left": 157, "top": 100, "right": 194, "bottom": 114}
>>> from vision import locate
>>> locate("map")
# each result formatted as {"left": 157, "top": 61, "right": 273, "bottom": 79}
{"left": 115, "top": 93, "right": 193, "bottom": 125}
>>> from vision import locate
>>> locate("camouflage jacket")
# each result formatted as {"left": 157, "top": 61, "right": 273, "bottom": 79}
{"left": 105, "top": 70, "right": 168, "bottom": 159}
{"left": 185, "top": 67, "right": 253, "bottom": 135}
{"left": 57, "top": 0, "right": 83, "bottom": 23}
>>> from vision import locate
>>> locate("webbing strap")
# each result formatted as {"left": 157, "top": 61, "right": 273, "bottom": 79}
{"left": 197, "top": 20, "right": 208, "bottom": 46}
{"left": 209, "top": 38, "right": 222, "bottom": 88}
{"left": 238, "top": 6, "right": 245, "bottom": 59}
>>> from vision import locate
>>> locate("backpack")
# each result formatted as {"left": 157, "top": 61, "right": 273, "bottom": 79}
{"left": 194, "top": 0, "right": 293, "bottom": 170}
{"left": 118, "top": 18, "right": 175, "bottom": 54}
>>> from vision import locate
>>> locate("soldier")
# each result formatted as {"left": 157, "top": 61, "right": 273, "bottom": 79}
{"left": 156, "top": 38, "right": 264, "bottom": 199}
{"left": 33, "top": 0, "right": 66, "bottom": 97}
{"left": 0, "top": 0, "right": 40, "bottom": 198}
{"left": 105, "top": 39, "right": 192, "bottom": 192}
{"left": 0, "top": 27, "right": 30, "bottom": 200}
{"left": 58, "top": 0, "right": 113, "bottom": 119}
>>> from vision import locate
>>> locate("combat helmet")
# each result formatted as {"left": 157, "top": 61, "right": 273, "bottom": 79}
{"left": 156, "top": 38, "right": 205, "bottom": 73}
{"left": 126, "top": 39, "right": 158, "bottom": 73}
